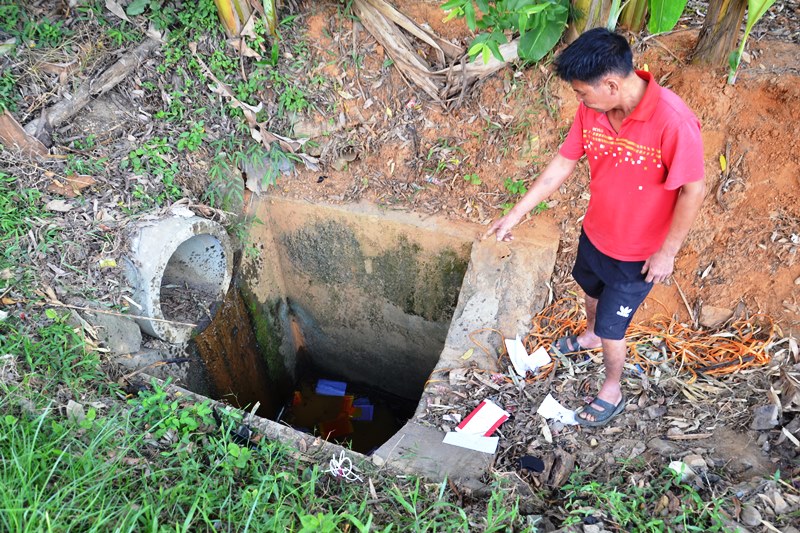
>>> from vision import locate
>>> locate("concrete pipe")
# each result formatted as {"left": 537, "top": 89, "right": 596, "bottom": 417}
{"left": 123, "top": 210, "right": 233, "bottom": 343}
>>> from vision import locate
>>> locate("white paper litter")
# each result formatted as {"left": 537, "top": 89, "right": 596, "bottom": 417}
{"left": 456, "top": 399, "right": 510, "bottom": 436}
{"left": 536, "top": 393, "right": 578, "bottom": 425}
{"left": 504, "top": 336, "right": 552, "bottom": 377}
{"left": 442, "top": 431, "right": 499, "bottom": 454}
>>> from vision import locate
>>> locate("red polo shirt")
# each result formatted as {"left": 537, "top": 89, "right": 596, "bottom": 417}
{"left": 559, "top": 71, "right": 705, "bottom": 261}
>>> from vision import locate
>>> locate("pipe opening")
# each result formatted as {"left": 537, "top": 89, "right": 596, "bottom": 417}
{"left": 159, "top": 234, "right": 228, "bottom": 325}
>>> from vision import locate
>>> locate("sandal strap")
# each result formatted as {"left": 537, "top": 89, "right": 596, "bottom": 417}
{"left": 588, "top": 397, "right": 616, "bottom": 412}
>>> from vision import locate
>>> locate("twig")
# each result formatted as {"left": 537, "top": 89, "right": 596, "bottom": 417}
{"left": 47, "top": 301, "right": 198, "bottom": 327}
{"left": 672, "top": 276, "right": 695, "bottom": 324}
{"left": 666, "top": 432, "right": 712, "bottom": 440}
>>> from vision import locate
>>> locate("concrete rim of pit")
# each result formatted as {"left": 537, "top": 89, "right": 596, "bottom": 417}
{"left": 123, "top": 212, "right": 233, "bottom": 344}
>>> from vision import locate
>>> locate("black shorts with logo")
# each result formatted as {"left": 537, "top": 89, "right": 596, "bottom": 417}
{"left": 571, "top": 230, "right": 654, "bottom": 340}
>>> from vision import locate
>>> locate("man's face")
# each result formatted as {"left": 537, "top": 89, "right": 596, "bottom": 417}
{"left": 570, "top": 78, "right": 615, "bottom": 113}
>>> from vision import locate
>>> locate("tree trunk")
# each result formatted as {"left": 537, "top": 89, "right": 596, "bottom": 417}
{"left": 692, "top": 0, "right": 747, "bottom": 66}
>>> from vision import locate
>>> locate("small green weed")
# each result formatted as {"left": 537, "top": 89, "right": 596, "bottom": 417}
{"left": 463, "top": 173, "right": 482, "bottom": 186}
{"left": 534, "top": 200, "right": 549, "bottom": 214}
{"left": 0, "top": 173, "right": 60, "bottom": 288}
{"left": 129, "top": 380, "right": 215, "bottom": 443}
{"left": 277, "top": 84, "right": 310, "bottom": 115}
{"left": 105, "top": 22, "right": 141, "bottom": 46}
{"left": 504, "top": 177, "right": 528, "bottom": 196}
{"left": 177, "top": 121, "right": 206, "bottom": 151}
{"left": 65, "top": 154, "right": 107, "bottom": 176}
{"left": 0, "top": 70, "right": 18, "bottom": 112}
{"left": 120, "top": 138, "right": 182, "bottom": 205}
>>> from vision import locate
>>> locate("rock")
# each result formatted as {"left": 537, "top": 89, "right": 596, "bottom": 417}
{"left": 82, "top": 310, "right": 142, "bottom": 355}
{"left": 699, "top": 305, "right": 733, "bottom": 329}
{"left": 292, "top": 117, "right": 331, "bottom": 140}
{"left": 766, "top": 490, "right": 789, "bottom": 514}
{"left": 668, "top": 461, "right": 696, "bottom": 482}
{"left": 590, "top": 438, "right": 598, "bottom": 447}
{"left": 683, "top": 454, "right": 707, "bottom": 470}
{"left": 66, "top": 400, "right": 86, "bottom": 423}
{"left": 750, "top": 404, "right": 780, "bottom": 430}
{"left": 582, "top": 525, "right": 601, "bottom": 533}
{"left": 666, "top": 426, "right": 682, "bottom": 437}
{"left": 647, "top": 438, "right": 678, "bottom": 456}
{"left": 244, "top": 156, "right": 291, "bottom": 194}
{"left": 740, "top": 504, "right": 761, "bottom": 527}
{"left": 721, "top": 519, "right": 751, "bottom": 533}
{"left": 645, "top": 404, "right": 667, "bottom": 419}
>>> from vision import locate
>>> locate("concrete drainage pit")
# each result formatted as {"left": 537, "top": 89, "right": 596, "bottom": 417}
{"left": 192, "top": 199, "right": 474, "bottom": 455}
{"left": 145, "top": 197, "right": 559, "bottom": 484}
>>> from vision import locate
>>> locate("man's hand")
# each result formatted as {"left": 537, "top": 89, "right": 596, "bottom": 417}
{"left": 641, "top": 249, "right": 675, "bottom": 284}
{"left": 483, "top": 213, "right": 520, "bottom": 242}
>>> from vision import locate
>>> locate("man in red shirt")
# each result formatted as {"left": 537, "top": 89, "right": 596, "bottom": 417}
{"left": 485, "top": 28, "right": 705, "bottom": 426}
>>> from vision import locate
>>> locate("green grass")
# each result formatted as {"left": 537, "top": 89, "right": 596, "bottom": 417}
{"left": 0, "top": 173, "right": 62, "bottom": 291}
{"left": 561, "top": 467, "right": 727, "bottom": 532}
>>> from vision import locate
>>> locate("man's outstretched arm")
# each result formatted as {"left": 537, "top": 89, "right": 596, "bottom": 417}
{"left": 642, "top": 179, "right": 706, "bottom": 283}
{"left": 483, "top": 153, "right": 579, "bottom": 241}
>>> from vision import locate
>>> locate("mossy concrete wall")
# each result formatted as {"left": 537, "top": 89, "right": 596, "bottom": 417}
{"left": 244, "top": 198, "right": 475, "bottom": 400}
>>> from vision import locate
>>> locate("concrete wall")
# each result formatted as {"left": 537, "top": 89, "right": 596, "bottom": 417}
{"left": 244, "top": 198, "right": 477, "bottom": 400}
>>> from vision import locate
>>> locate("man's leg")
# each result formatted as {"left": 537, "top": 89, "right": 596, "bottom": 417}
{"left": 576, "top": 294, "right": 602, "bottom": 349}
{"left": 578, "top": 337, "right": 626, "bottom": 422}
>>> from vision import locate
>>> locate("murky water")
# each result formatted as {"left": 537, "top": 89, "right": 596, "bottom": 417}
{"left": 279, "top": 370, "right": 416, "bottom": 455}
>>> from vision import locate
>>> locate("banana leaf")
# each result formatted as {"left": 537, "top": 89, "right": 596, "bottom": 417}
{"left": 648, "top": 0, "right": 688, "bottom": 34}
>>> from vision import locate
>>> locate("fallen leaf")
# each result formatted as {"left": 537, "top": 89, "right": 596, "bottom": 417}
{"left": 0, "top": 110, "right": 47, "bottom": 157}
{"left": 38, "top": 59, "right": 78, "bottom": 77}
{"left": 105, "top": 0, "right": 132, "bottom": 22}
{"left": 46, "top": 174, "right": 96, "bottom": 198}
{"left": 98, "top": 258, "right": 117, "bottom": 268}
{"left": 227, "top": 38, "right": 261, "bottom": 59}
{"left": 45, "top": 199, "right": 74, "bottom": 212}
{"left": 782, "top": 427, "right": 800, "bottom": 447}
{"left": 0, "top": 37, "right": 17, "bottom": 57}
{"left": 461, "top": 348, "right": 474, "bottom": 360}
{"left": 719, "top": 154, "right": 727, "bottom": 172}
{"left": 1, "top": 297, "right": 17, "bottom": 305}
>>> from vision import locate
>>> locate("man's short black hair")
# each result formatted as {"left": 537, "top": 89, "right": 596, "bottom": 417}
{"left": 554, "top": 28, "right": 634, "bottom": 85}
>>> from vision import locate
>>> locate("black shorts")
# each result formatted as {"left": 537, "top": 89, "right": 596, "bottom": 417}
{"left": 571, "top": 230, "right": 653, "bottom": 340}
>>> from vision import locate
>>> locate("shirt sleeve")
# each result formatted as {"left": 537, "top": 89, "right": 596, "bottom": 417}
{"left": 662, "top": 117, "right": 705, "bottom": 190}
{"left": 558, "top": 107, "right": 586, "bottom": 161}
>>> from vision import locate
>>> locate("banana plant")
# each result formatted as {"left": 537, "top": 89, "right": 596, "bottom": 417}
{"left": 727, "top": 0, "right": 776, "bottom": 84}
{"left": 214, "top": 0, "right": 277, "bottom": 38}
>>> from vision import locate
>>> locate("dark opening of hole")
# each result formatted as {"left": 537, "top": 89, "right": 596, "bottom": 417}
{"left": 277, "top": 348, "right": 417, "bottom": 455}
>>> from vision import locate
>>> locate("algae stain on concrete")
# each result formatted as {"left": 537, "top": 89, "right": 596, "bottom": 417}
{"left": 282, "top": 221, "right": 470, "bottom": 322}
{"left": 374, "top": 237, "right": 470, "bottom": 322}
{"left": 282, "top": 222, "right": 364, "bottom": 284}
